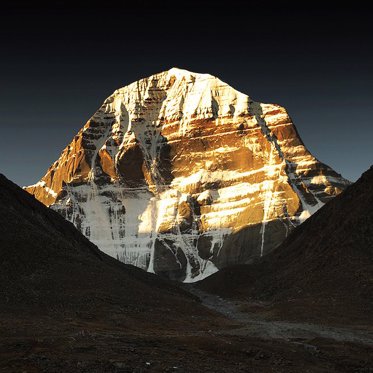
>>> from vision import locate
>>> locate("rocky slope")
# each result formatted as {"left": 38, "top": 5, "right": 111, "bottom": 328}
{"left": 197, "top": 166, "right": 373, "bottom": 324}
{"left": 26, "top": 67, "right": 350, "bottom": 281}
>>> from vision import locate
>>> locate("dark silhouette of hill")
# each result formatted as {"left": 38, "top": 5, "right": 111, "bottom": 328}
{"left": 0, "top": 173, "right": 208, "bottom": 325}
{"left": 198, "top": 166, "right": 373, "bottom": 324}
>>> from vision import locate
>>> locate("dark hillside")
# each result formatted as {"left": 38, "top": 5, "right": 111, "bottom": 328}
{"left": 198, "top": 167, "right": 373, "bottom": 324}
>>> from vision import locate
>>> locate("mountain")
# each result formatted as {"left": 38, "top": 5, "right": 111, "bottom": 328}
{"left": 25, "top": 67, "right": 349, "bottom": 281}
{"left": 197, "top": 166, "right": 373, "bottom": 324}
{"left": 0, "top": 173, "right": 208, "bottom": 326}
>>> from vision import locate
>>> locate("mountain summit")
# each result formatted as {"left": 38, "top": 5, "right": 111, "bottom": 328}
{"left": 26, "top": 68, "right": 349, "bottom": 281}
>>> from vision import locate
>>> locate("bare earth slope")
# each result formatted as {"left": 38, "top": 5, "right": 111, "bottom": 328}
{"left": 198, "top": 166, "right": 373, "bottom": 325}
{"left": 25, "top": 67, "right": 350, "bottom": 281}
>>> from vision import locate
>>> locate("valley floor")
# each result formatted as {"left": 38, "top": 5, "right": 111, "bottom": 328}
{"left": 186, "top": 285, "right": 373, "bottom": 345}
{"left": 1, "top": 287, "right": 372, "bottom": 373}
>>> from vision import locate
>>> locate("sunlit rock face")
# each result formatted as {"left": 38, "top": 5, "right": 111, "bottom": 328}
{"left": 25, "top": 68, "right": 350, "bottom": 281}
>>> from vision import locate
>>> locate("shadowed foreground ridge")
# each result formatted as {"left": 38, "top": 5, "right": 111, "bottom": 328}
{"left": 0, "top": 172, "right": 204, "bottom": 319}
{"left": 198, "top": 166, "right": 373, "bottom": 324}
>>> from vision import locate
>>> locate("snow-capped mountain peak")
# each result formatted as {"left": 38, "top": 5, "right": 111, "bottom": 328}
{"left": 26, "top": 68, "right": 350, "bottom": 282}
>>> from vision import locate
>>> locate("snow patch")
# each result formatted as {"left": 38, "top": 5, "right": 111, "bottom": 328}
{"left": 299, "top": 210, "right": 311, "bottom": 223}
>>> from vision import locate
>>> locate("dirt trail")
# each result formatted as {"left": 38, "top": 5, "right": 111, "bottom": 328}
{"left": 185, "top": 285, "right": 373, "bottom": 346}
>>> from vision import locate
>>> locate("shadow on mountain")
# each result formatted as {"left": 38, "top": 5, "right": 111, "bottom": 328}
{"left": 212, "top": 219, "right": 292, "bottom": 269}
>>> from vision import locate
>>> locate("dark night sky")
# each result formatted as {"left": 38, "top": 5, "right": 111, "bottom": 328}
{"left": 1, "top": 1, "right": 372, "bottom": 186}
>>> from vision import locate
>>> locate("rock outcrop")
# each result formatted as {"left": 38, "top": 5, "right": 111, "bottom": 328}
{"left": 26, "top": 68, "right": 350, "bottom": 281}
